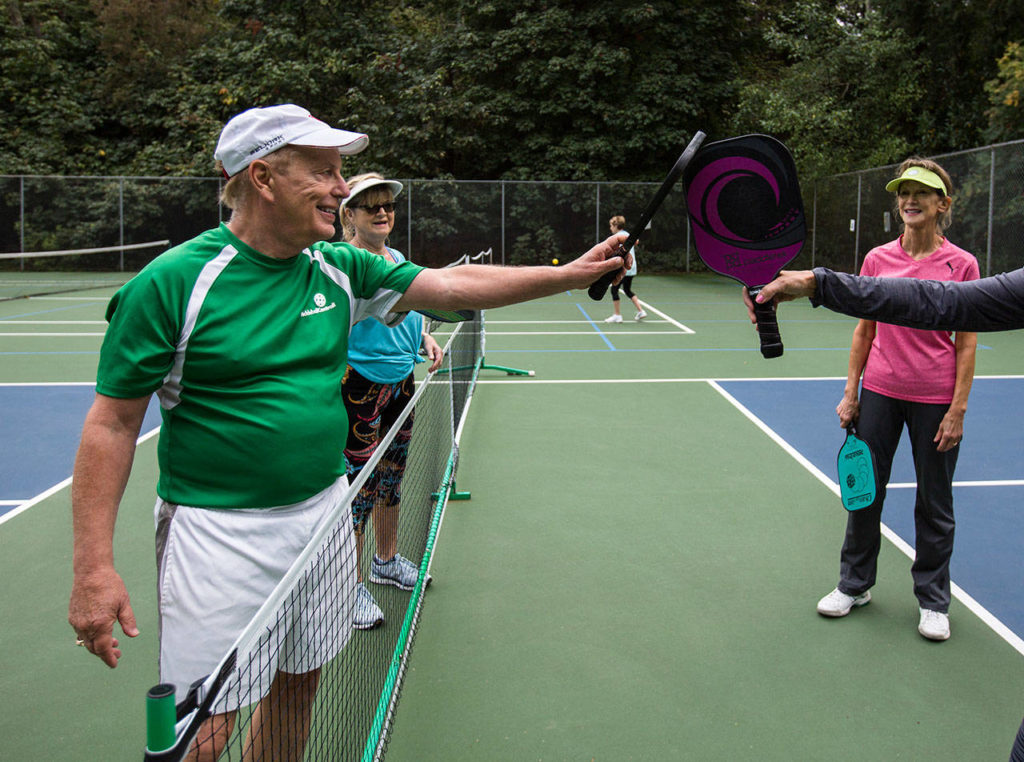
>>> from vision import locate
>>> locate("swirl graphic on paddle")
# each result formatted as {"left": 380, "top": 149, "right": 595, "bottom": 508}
{"left": 682, "top": 134, "right": 806, "bottom": 358}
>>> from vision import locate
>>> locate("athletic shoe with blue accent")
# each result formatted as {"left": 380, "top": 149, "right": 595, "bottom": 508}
{"left": 354, "top": 582, "right": 384, "bottom": 630}
{"left": 370, "top": 553, "right": 419, "bottom": 591}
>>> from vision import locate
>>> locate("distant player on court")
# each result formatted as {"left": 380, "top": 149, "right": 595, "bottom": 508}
{"left": 604, "top": 215, "right": 647, "bottom": 322}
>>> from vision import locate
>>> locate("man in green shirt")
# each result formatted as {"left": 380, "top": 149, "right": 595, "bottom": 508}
{"left": 67, "top": 104, "right": 628, "bottom": 759}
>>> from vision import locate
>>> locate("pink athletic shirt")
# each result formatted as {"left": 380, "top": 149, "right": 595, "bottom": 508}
{"left": 860, "top": 237, "right": 979, "bottom": 404}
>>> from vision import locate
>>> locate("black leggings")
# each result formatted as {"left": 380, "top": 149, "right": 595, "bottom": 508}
{"left": 611, "top": 276, "right": 635, "bottom": 300}
{"left": 838, "top": 388, "right": 959, "bottom": 611}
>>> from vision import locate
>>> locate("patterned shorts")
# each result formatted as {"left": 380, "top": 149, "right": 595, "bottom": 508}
{"left": 341, "top": 365, "right": 415, "bottom": 532}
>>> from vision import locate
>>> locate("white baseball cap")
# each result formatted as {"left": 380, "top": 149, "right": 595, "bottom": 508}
{"left": 215, "top": 104, "right": 369, "bottom": 177}
{"left": 340, "top": 176, "right": 404, "bottom": 210}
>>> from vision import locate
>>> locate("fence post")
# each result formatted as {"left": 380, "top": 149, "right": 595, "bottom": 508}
{"left": 685, "top": 214, "right": 691, "bottom": 273}
{"left": 407, "top": 181, "right": 413, "bottom": 262}
{"left": 500, "top": 180, "right": 506, "bottom": 266}
{"left": 854, "top": 173, "right": 862, "bottom": 273}
{"left": 119, "top": 177, "right": 125, "bottom": 271}
{"left": 987, "top": 148, "right": 995, "bottom": 278}
{"left": 19, "top": 176, "right": 25, "bottom": 270}
{"left": 811, "top": 180, "right": 817, "bottom": 269}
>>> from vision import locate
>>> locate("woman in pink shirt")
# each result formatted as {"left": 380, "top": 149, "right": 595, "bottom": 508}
{"left": 815, "top": 159, "right": 979, "bottom": 641}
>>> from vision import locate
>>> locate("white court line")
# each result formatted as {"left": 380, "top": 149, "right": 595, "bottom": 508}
{"left": 485, "top": 331, "right": 688, "bottom": 336}
{"left": 24, "top": 296, "right": 110, "bottom": 301}
{"left": 0, "top": 381, "right": 95, "bottom": 386}
{"left": 0, "top": 320, "right": 106, "bottom": 325}
{"left": 488, "top": 319, "right": 619, "bottom": 324}
{"left": 476, "top": 377, "right": 711, "bottom": 384}
{"left": 890, "top": 480, "right": 1024, "bottom": 489}
{"left": 0, "top": 426, "right": 160, "bottom": 527}
{"left": 0, "top": 332, "right": 105, "bottom": 337}
{"left": 707, "top": 378, "right": 1024, "bottom": 657}
{"left": 637, "top": 299, "right": 695, "bottom": 334}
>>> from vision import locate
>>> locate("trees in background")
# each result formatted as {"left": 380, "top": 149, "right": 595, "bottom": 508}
{"left": 729, "top": 0, "right": 924, "bottom": 177}
{"left": 1, "top": 0, "right": 1022, "bottom": 181}
{"left": 986, "top": 40, "right": 1024, "bottom": 143}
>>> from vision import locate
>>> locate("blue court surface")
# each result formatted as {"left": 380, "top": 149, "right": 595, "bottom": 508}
{"left": 719, "top": 376, "right": 1024, "bottom": 646}
{"left": 0, "top": 384, "right": 161, "bottom": 520}
{"left": 4, "top": 378, "right": 1022, "bottom": 647}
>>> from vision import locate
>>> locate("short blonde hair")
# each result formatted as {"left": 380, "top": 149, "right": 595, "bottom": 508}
{"left": 609, "top": 215, "right": 626, "bottom": 231}
{"left": 218, "top": 148, "right": 299, "bottom": 210}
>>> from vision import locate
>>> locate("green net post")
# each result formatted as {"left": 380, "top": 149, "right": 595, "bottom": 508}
{"left": 432, "top": 480, "right": 471, "bottom": 501}
{"left": 145, "top": 683, "right": 177, "bottom": 754}
{"left": 480, "top": 359, "right": 534, "bottom": 377}
{"left": 448, "top": 480, "right": 471, "bottom": 500}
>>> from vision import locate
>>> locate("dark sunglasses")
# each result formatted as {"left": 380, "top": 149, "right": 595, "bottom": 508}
{"left": 352, "top": 202, "right": 396, "bottom": 214}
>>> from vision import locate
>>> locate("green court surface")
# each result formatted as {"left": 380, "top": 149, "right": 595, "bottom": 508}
{"left": 2, "top": 274, "right": 1023, "bottom": 761}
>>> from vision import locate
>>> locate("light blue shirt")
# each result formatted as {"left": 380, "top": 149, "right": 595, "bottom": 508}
{"left": 347, "top": 247, "right": 425, "bottom": 384}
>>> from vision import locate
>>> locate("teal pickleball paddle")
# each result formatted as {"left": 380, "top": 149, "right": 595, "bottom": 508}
{"left": 837, "top": 425, "right": 877, "bottom": 511}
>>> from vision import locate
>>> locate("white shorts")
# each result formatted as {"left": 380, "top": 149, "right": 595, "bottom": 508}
{"left": 155, "top": 476, "right": 356, "bottom": 713}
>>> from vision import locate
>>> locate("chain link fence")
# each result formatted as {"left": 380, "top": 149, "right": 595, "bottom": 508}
{"left": 808, "top": 138, "right": 1024, "bottom": 277}
{"left": 3, "top": 137, "right": 1023, "bottom": 275}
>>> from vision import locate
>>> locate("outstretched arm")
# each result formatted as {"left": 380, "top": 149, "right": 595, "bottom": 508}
{"left": 748, "top": 267, "right": 1024, "bottom": 333}
{"left": 394, "top": 232, "right": 628, "bottom": 314}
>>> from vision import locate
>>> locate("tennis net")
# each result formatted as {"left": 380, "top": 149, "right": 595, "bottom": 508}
{"left": 0, "top": 240, "right": 168, "bottom": 300}
{"left": 144, "top": 313, "right": 484, "bottom": 762}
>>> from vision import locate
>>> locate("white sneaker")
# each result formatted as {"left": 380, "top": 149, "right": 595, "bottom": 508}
{"left": 816, "top": 587, "right": 871, "bottom": 617}
{"left": 604, "top": 314, "right": 623, "bottom": 323}
{"left": 635, "top": 310, "right": 647, "bottom": 321}
{"left": 354, "top": 582, "right": 384, "bottom": 630}
{"left": 918, "top": 609, "right": 950, "bottom": 641}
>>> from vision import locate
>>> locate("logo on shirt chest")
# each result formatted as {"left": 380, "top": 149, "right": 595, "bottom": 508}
{"left": 301, "top": 292, "right": 336, "bottom": 317}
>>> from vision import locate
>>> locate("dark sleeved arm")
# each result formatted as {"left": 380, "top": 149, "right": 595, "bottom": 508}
{"left": 810, "top": 267, "right": 1024, "bottom": 332}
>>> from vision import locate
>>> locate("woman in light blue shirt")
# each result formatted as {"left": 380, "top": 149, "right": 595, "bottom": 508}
{"left": 340, "top": 173, "right": 444, "bottom": 629}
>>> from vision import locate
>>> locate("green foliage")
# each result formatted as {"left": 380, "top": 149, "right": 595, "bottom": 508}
{"left": 729, "top": 0, "right": 922, "bottom": 178}
{"left": 871, "top": 0, "right": 1024, "bottom": 152}
{"left": 0, "top": 1, "right": 104, "bottom": 173}
{"left": 2, "top": 0, "right": 1023, "bottom": 184}
{"left": 433, "top": 0, "right": 744, "bottom": 180}
{"left": 985, "top": 40, "right": 1024, "bottom": 142}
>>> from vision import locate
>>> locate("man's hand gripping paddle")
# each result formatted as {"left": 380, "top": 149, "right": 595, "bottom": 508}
{"left": 681, "top": 134, "right": 806, "bottom": 358}
{"left": 588, "top": 131, "right": 707, "bottom": 301}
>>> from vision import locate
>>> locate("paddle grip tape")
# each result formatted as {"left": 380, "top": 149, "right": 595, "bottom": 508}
{"left": 748, "top": 286, "right": 784, "bottom": 359}
{"left": 587, "top": 242, "right": 634, "bottom": 301}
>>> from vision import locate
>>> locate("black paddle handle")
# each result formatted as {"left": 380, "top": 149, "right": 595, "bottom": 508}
{"left": 748, "top": 286, "right": 784, "bottom": 358}
{"left": 588, "top": 131, "right": 707, "bottom": 301}
{"left": 587, "top": 235, "right": 637, "bottom": 301}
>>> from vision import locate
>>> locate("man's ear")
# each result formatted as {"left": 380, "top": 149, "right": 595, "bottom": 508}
{"left": 249, "top": 159, "right": 274, "bottom": 200}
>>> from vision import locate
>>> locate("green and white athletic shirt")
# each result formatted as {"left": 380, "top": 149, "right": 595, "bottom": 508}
{"left": 96, "top": 223, "right": 423, "bottom": 509}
